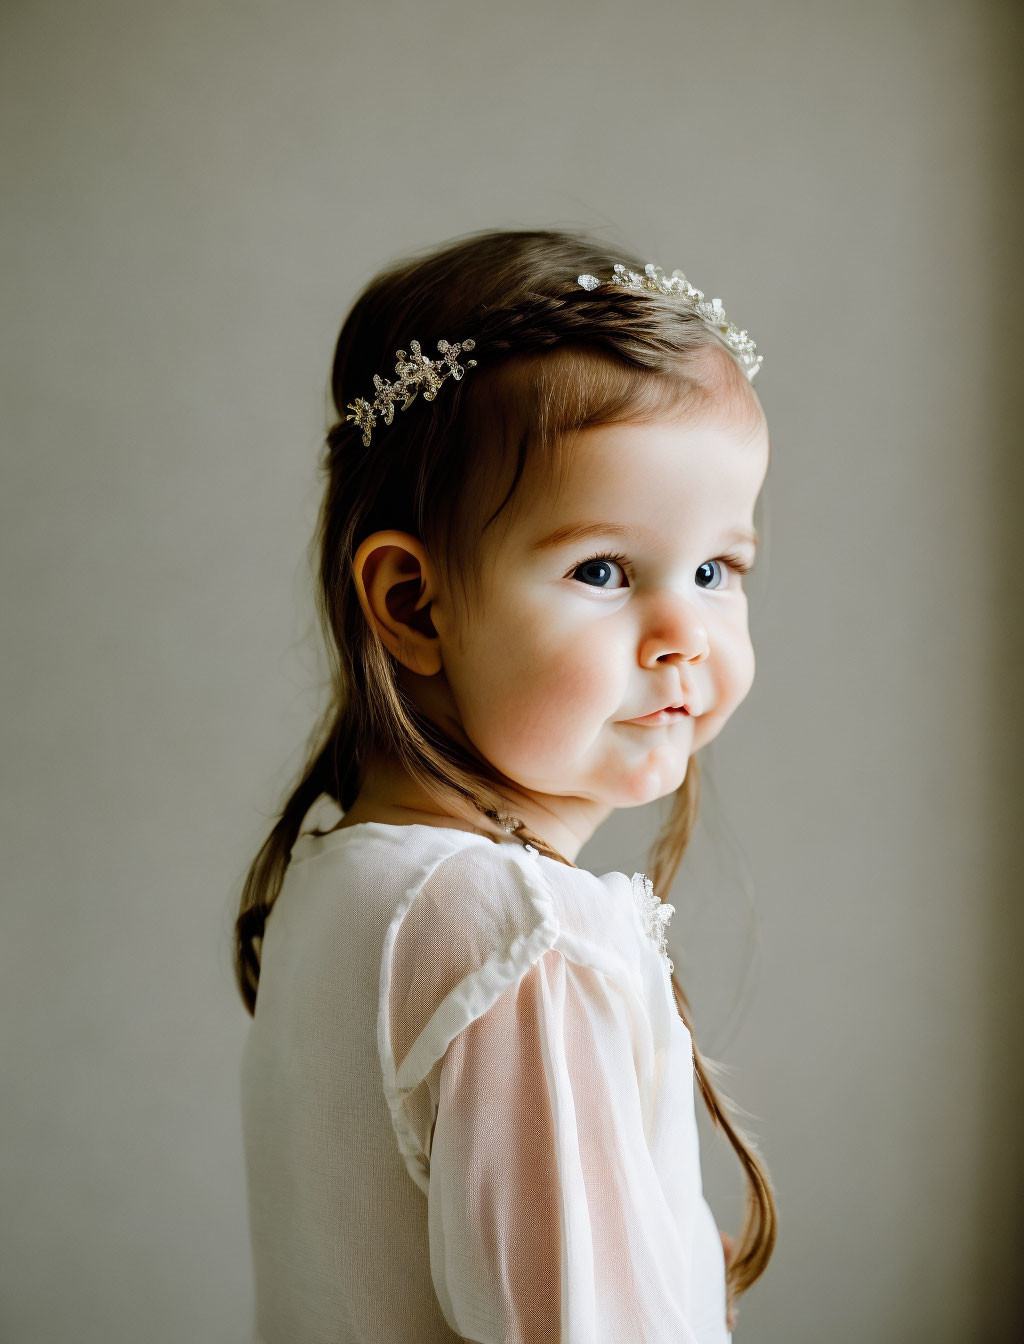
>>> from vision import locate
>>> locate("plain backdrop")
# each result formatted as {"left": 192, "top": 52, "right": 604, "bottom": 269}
{"left": 2, "top": 1, "right": 1022, "bottom": 1341}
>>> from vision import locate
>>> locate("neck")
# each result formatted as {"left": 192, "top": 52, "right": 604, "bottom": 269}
{"left": 345, "top": 751, "right": 605, "bottom": 864}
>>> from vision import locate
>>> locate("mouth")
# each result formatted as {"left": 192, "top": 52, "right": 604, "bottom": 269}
{"left": 625, "top": 706, "right": 692, "bottom": 726}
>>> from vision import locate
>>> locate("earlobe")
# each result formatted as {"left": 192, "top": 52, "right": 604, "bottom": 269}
{"left": 351, "top": 530, "right": 443, "bottom": 676}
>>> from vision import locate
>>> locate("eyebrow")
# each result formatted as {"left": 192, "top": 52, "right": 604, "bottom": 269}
{"left": 529, "top": 520, "right": 759, "bottom": 552}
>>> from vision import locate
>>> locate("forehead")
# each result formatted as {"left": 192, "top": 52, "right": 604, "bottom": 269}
{"left": 513, "top": 404, "right": 769, "bottom": 552}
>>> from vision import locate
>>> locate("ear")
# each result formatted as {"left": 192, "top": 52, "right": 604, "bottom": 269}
{"left": 351, "top": 530, "right": 444, "bottom": 676}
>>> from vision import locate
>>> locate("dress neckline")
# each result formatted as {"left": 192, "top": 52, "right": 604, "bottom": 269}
{"left": 293, "top": 819, "right": 523, "bottom": 852}
{"left": 295, "top": 818, "right": 582, "bottom": 866}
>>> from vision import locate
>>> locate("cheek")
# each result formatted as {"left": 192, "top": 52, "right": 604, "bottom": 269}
{"left": 720, "top": 632, "right": 755, "bottom": 704}
{"left": 457, "top": 615, "right": 615, "bottom": 758}
{"left": 694, "top": 629, "right": 756, "bottom": 747}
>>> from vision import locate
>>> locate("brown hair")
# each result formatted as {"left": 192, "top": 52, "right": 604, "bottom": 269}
{"left": 233, "top": 226, "right": 777, "bottom": 1317}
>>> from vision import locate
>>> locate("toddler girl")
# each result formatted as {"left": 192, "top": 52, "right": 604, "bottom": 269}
{"left": 235, "top": 227, "right": 778, "bottom": 1343}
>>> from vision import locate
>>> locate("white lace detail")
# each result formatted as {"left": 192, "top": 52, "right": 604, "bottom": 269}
{"left": 630, "top": 871, "right": 676, "bottom": 973}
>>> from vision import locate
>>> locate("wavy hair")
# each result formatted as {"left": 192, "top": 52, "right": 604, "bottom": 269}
{"left": 233, "top": 226, "right": 777, "bottom": 1317}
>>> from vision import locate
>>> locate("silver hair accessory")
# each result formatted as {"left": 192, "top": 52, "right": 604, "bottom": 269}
{"left": 577, "top": 262, "right": 763, "bottom": 381}
{"left": 484, "top": 808, "right": 538, "bottom": 855}
{"left": 345, "top": 338, "right": 477, "bottom": 446}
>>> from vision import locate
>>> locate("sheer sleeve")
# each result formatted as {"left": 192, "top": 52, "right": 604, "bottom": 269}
{"left": 426, "top": 947, "right": 704, "bottom": 1344}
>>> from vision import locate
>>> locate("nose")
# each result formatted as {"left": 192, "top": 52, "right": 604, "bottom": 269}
{"left": 638, "top": 596, "right": 711, "bottom": 668}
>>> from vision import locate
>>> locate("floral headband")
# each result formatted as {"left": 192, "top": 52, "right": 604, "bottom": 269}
{"left": 345, "top": 262, "right": 760, "bottom": 446}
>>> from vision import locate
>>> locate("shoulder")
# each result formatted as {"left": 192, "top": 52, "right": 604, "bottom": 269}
{"left": 381, "top": 835, "right": 562, "bottom": 1058}
{"left": 382, "top": 830, "right": 652, "bottom": 999}
{"left": 290, "top": 821, "right": 662, "bottom": 999}
{"left": 379, "top": 833, "right": 663, "bottom": 1072}
{"left": 390, "top": 833, "right": 556, "bottom": 956}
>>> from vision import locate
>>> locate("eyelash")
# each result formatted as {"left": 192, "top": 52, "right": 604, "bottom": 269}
{"left": 564, "top": 549, "right": 753, "bottom": 586}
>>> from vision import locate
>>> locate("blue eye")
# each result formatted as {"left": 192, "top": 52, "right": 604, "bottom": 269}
{"left": 698, "top": 553, "right": 753, "bottom": 589}
{"left": 566, "top": 550, "right": 752, "bottom": 591}
{"left": 696, "top": 560, "right": 727, "bottom": 590}
{"left": 568, "top": 551, "right": 630, "bottom": 588}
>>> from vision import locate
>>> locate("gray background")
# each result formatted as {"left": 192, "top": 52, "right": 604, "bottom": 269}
{"left": 3, "top": 1, "right": 1021, "bottom": 1341}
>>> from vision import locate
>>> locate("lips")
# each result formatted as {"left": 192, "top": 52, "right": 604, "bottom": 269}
{"left": 627, "top": 706, "right": 691, "bottom": 725}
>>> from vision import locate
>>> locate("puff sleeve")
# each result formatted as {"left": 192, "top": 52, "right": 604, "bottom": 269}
{"left": 378, "top": 844, "right": 708, "bottom": 1344}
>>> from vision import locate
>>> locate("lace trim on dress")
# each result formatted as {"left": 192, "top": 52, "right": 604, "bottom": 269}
{"left": 630, "top": 871, "right": 676, "bottom": 973}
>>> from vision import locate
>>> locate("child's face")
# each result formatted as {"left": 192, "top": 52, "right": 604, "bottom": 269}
{"left": 425, "top": 393, "right": 770, "bottom": 855}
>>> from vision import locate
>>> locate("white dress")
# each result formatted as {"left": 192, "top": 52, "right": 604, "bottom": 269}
{"left": 240, "top": 812, "right": 731, "bottom": 1344}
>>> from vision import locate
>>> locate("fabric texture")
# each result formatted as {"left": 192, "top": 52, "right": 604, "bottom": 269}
{"left": 240, "top": 806, "right": 731, "bottom": 1344}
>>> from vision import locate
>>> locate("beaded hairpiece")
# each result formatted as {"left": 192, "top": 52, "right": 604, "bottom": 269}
{"left": 345, "top": 338, "right": 477, "bottom": 447}
{"left": 577, "top": 262, "right": 763, "bottom": 381}
{"left": 345, "top": 261, "right": 760, "bottom": 446}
